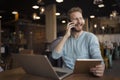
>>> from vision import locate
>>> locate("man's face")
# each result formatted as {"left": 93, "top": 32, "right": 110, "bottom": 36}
{"left": 70, "top": 11, "right": 85, "bottom": 32}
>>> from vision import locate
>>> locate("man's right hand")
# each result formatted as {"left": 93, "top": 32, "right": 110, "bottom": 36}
{"left": 64, "top": 22, "right": 75, "bottom": 38}
{"left": 54, "top": 22, "right": 75, "bottom": 53}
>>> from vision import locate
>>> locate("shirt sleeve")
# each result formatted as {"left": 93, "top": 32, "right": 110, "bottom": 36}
{"left": 52, "top": 49, "right": 63, "bottom": 59}
{"left": 51, "top": 37, "right": 63, "bottom": 59}
{"left": 89, "top": 33, "right": 103, "bottom": 59}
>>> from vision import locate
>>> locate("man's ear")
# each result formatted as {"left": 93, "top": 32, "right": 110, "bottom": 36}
{"left": 82, "top": 18, "right": 85, "bottom": 25}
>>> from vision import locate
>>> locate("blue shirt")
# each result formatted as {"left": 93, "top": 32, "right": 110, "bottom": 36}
{"left": 52, "top": 31, "right": 103, "bottom": 69}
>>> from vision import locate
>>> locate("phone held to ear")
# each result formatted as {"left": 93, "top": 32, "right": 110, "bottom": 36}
{"left": 67, "top": 19, "right": 76, "bottom": 31}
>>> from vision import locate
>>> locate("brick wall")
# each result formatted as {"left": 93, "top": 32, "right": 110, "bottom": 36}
{"left": 24, "top": 24, "right": 46, "bottom": 54}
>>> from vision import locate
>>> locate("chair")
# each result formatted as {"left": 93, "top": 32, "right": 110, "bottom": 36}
{"left": 11, "top": 49, "right": 33, "bottom": 69}
{"left": 105, "top": 48, "right": 113, "bottom": 68}
{"left": 19, "top": 49, "right": 33, "bottom": 54}
{"left": 114, "top": 46, "right": 119, "bottom": 60}
{"left": 103, "top": 57, "right": 109, "bottom": 69}
{"left": 100, "top": 43, "right": 109, "bottom": 69}
{"left": 0, "top": 55, "right": 13, "bottom": 70}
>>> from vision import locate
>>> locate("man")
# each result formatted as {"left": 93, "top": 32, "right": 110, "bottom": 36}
{"left": 52, "top": 7, "right": 105, "bottom": 77}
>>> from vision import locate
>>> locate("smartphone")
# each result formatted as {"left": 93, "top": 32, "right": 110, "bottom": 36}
{"left": 67, "top": 18, "right": 76, "bottom": 31}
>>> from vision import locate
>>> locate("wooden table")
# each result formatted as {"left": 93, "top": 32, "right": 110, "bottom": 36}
{"left": 0, "top": 67, "right": 120, "bottom": 80}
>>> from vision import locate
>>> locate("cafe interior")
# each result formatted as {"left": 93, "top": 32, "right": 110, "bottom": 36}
{"left": 0, "top": 0, "right": 120, "bottom": 80}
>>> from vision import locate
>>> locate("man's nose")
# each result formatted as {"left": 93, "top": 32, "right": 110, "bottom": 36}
{"left": 77, "top": 18, "right": 81, "bottom": 22}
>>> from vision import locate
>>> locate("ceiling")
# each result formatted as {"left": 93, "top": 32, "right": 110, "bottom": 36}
{"left": 0, "top": 0, "right": 120, "bottom": 25}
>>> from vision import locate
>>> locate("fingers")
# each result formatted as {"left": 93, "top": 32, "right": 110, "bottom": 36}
{"left": 64, "top": 22, "right": 75, "bottom": 38}
{"left": 92, "top": 68, "right": 104, "bottom": 77}
{"left": 90, "top": 64, "right": 105, "bottom": 77}
{"left": 67, "top": 22, "right": 75, "bottom": 30}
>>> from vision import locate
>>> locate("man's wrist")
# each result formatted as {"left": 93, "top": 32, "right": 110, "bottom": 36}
{"left": 63, "top": 35, "right": 69, "bottom": 40}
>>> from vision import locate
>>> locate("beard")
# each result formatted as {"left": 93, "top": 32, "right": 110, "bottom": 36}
{"left": 71, "top": 23, "right": 83, "bottom": 32}
{"left": 71, "top": 27, "right": 81, "bottom": 32}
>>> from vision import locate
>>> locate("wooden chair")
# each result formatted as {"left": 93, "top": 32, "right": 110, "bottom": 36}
{"left": 100, "top": 43, "right": 109, "bottom": 69}
{"left": 19, "top": 49, "right": 33, "bottom": 54}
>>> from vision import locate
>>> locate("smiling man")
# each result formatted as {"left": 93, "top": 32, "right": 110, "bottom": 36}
{"left": 52, "top": 7, "right": 105, "bottom": 77}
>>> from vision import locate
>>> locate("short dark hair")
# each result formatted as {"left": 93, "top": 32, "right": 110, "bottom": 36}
{"left": 67, "top": 7, "right": 83, "bottom": 18}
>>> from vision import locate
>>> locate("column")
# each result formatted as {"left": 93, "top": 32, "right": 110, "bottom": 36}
{"left": 45, "top": 4, "right": 57, "bottom": 43}
{"left": 85, "top": 18, "right": 89, "bottom": 31}
{"left": 0, "top": 20, "right": 1, "bottom": 61}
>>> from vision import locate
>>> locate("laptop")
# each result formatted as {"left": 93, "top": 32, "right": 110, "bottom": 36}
{"left": 12, "top": 54, "right": 73, "bottom": 80}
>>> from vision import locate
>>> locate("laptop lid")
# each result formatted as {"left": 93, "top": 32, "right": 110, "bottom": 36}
{"left": 12, "top": 54, "right": 72, "bottom": 80}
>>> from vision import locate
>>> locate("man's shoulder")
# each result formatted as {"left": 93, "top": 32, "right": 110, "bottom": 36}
{"left": 83, "top": 31, "right": 96, "bottom": 37}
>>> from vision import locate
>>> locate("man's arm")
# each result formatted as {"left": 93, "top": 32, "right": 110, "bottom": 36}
{"left": 89, "top": 33, "right": 105, "bottom": 77}
{"left": 54, "top": 22, "right": 75, "bottom": 53}
{"left": 54, "top": 36, "right": 68, "bottom": 53}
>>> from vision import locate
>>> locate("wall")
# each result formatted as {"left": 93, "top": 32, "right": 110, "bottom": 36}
{"left": 24, "top": 24, "right": 46, "bottom": 54}
{"left": 96, "top": 34, "right": 120, "bottom": 43}
{"left": 90, "top": 16, "right": 120, "bottom": 34}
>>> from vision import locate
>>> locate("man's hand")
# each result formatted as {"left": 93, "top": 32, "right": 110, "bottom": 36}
{"left": 90, "top": 64, "right": 105, "bottom": 77}
{"left": 64, "top": 22, "right": 75, "bottom": 38}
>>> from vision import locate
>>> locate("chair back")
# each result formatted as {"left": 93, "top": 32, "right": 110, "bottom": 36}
{"left": 20, "top": 49, "right": 33, "bottom": 54}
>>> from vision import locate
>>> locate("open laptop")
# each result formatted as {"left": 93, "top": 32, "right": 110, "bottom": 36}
{"left": 12, "top": 54, "right": 72, "bottom": 80}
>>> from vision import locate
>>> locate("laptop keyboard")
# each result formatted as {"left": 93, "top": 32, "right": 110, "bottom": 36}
{"left": 56, "top": 71, "right": 67, "bottom": 77}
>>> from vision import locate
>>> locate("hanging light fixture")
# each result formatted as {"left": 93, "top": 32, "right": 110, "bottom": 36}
{"left": 37, "top": 0, "right": 42, "bottom": 4}
{"left": 94, "top": 24, "right": 97, "bottom": 28}
{"left": 32, "top": 5, "right": 39, "bottom": 9}
{"left": 112, "top": 10, "right": 118, "bottom": 17}
{"left": 37, "top": 0, "right": 45, "bottom": 14}
{"left": 101, "top": 26, "right": 105, "bottom": 30}
{"left": 33, "top": 13, "right": 37, "bottom": 20}
{"left": 93, "top": 0, "right": 103, "bottom": 5}
{"left": 110, "top": 10, "right": 118, "bottom": 19}
{"left": 0, "top": 16, "right": 2, "bottom": 19}
{"left": 39, "top": 6, "right": 45, "bottom": 14}
{"left": 56, "top": 0, "right": 63, "bottom": 3}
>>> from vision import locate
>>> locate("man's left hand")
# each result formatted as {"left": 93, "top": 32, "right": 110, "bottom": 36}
{"left": 90, "top": 64, "right": 105, "bottom": 77}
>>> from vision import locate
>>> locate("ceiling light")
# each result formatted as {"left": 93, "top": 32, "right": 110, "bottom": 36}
{"left": 33, "top": 13, "right": 37, "bottom": 20}
{"left": 0, "top": 16, "right": 2, "bottom": 18}
{"left": 32, "top": 5, "right": 39, "bottom": 9}
{"left": 110, "top": 10, "right": 118, "bottom": 19}
{"left": 112, "top": 10, "right": 118, "bottom": 17}
{"left": 62, "top": 20, "right": 66, "bottom": 23}
{"left": 90, "top": 15, "right": 95, "bottom": 18}
{"left": 110, "top": 14, "right": 113, "bottom": 17}
{"left": 32, "top": 13, "right": 40, "bottom": 20}
{"left": 56, "top": 0, "right": 63, "bottom": 3}
{"left": 93, "top": 0, "right": 103, "bottom": 5}
{"left": 35, "top": 16, "right": 40, "bottom": 19}
{"left": 98, "top": 4, "right": 104, "bottom": 8}
{"left": 101, "top": 26, "right": 105, "bottom": 30}
{"left": 94, "top": 24, "right": 97, "bottom": 28}
{"left": 56, "top": 12, "right": 60, "bottom": 16}
{"left": 12, "top": 11, "right": 18, "bottom": 14}
{"left": 40, "top": 7, "right": 45, "bottom": 14}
